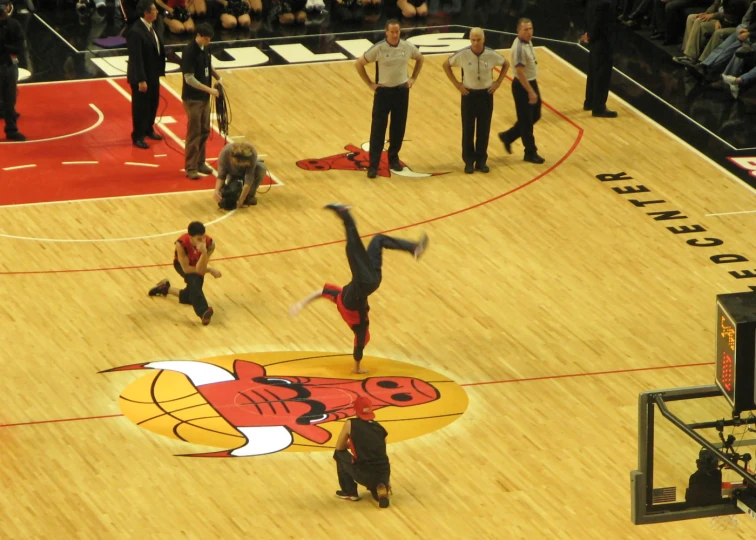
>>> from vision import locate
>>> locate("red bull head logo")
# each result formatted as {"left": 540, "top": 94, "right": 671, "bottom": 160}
{"left": 297, "top": 142, "right": 448, "bottom": 178}
{"left": 104, "top": 353, "right": 467, "bottom": 458}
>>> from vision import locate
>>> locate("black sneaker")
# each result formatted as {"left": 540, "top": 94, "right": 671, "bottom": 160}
{"left": 335, "top": 491, "right": 360, "bottom": 501}
{"left": 498, "top": 132, "right": 512, "bottom": 154}
{"left": 476, "top": 163, "right": 490, "bottom": 173}
{"left": 201, "top": 307, "right": 214, "bottom": 326}
{"left": 324, "top": 202, "right": 351, "bottom": 215}
{"left": 6, "top": 132, "right": 26, "bottom": 142}
{"left": 148, "top": 279, "right": 170, "bottom": 296}
{"left": 414, "top": 233, "right": 429, "bottom": 261}
{"left": 367, "top": 166, "right": 377, "bottom": 179}
{"left": 376, "top": 483, "right": 389, "bottom": 508}
{"left": 389, "top": 157, "right": 403, "bottom": 171}
{"left": 524, "top": 152, "right": 545, "bottom": 164}
{"left": 464, "top": 163, "right": 474, "bottom": 174}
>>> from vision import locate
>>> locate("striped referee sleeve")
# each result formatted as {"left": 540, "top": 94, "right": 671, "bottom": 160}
{"left": 364, "top": 41, "right": 382, "bottom": 62}
{"left": 513, "top": 40, "right": 525, "bottom": 67}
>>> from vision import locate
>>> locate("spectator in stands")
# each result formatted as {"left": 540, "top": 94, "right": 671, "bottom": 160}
{"left": 719, "top": 26, "right": 756, "bottom": 88}
{"left": 273, "top": 0, "right": 307, "bottom": 24}
{"left": 673, "top": 0, "right": 748, "bottom": 65}
{"left": 686, "top": 0, "right": 755, "bottom": 81}
{"left": 333, "top": 0, "right": 364, "bottom": 21}
{"left": 156, "top": 0, "right": 206, "bottom": 34}
{"left": 651, "top": 0, "right": 710, "bottom": 45}
{"left": 621, "top": 0, "right": 654, "bottom": 28}
{"left": 217, "top": 0, "right": 260, "bottom": 28}
{"left": 397, "top": 0, "right": 427, "bottom": 18}
{"left": 722, "top": 50, "right": 756, "bottom": 97}
{"left": 305, "top": 0, "right": 326, "bottom": 12}
{"left": 618, "top": 0, "right": 637, "bottom": 21}
{"left": 76, "top": 0, "right": 105, "bottom": 17}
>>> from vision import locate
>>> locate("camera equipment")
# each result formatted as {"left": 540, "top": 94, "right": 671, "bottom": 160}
{"left": 218, "top": 176, "right": 243, "bottom": 210}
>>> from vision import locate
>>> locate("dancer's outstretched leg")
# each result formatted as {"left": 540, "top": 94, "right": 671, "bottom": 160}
{"left": 325, "top": 203, "right": 381, "bottom": 308}
{"left": 366, "top": 232, "right": 429, "bottom": 276}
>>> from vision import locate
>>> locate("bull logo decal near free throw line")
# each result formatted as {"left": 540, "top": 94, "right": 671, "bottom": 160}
{"left": 297, "top": 142, "right": 449, "bottom": 178}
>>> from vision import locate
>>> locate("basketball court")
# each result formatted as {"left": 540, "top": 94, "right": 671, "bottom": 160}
{"left": 1, "top": 46, "right": 755, "bottom": 537}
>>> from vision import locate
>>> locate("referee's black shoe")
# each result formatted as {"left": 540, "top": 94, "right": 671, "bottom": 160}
{"left": 592, "top": 109, "right": 618, "bottom": 118}
{"left": 524, "top": 151, "right": 545, "bottom": 164}
{"left": 476, "top": 162, "right": 490, "bottom": 173}
{"left": 464, "top": 163, "right": 474, "bottom": 174}
{"left": 389, "top": 157, "right": 403, "bottom": 171}
{"left": 367, "top": 166, "right": 378, "bottom": 179}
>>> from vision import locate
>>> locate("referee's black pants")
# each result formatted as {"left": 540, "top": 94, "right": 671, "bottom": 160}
{"left": 584, "top": 38, "right": 613, "bottom": 113}
{"left": 369, "top": 85, "right": 409, "bottom": 168}
{"left": 500, "top": 78, "right": 541, "bottom": 154}
{"left": 461, "top": 89, "right": 494, "bottom": 167}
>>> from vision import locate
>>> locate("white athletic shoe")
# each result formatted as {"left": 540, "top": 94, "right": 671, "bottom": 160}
{"left": 722, "top": 74, "right": 737, "bottom": 86}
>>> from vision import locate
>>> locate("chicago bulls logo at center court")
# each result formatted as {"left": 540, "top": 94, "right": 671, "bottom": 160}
{"left": 103, "top": 351, "right": 468, "bottom": 457}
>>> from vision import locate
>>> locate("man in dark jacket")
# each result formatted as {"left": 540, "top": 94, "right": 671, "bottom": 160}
{"left": 126, "top": 0, "right": 166, "bottom": 149}
{"left": 0, "top": 0, "right": 25, "bottom": 141}
{"left": 332, "top": 396, "right": 392, "bottom": 508}
{"left": 582, "top": 0, "right": 619, "bottom": 117}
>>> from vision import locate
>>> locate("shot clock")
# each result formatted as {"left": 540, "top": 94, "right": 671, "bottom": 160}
{"left": 715, "top": 293, "right": 756, "bottom": 415}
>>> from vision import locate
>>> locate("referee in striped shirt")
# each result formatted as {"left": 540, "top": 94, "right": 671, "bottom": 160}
{"left": 498, "top": 18, "right": 545, "bottom": 164}
{"left": 443, "top": 28, "right": 509, "bottom": 174}
{"left": 356, "top": 19, "right": 424, "bottom": 179}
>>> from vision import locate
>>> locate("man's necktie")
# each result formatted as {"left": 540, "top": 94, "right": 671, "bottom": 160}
{"left": 150, "top": 25, "right": 159, "bottom": 52}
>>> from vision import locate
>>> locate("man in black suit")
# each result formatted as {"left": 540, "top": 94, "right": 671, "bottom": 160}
{"left": 582, "top": 0, "right": 619, "bottom": 118}
{"left": 127, "top": 0, "right": 166, "bottom": 149}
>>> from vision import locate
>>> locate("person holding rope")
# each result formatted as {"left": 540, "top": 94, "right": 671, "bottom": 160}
{"left": 181, "top": 22, "right": 221, "bottom": 180}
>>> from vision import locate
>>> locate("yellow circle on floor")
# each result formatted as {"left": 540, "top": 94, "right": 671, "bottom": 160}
{"left": 114, "top": 351, "right": 468, "bottom": 457}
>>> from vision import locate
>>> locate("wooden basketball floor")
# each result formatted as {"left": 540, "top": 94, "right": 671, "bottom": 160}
{"left": 2, "top": 48, "right": 756, "bottom": 538}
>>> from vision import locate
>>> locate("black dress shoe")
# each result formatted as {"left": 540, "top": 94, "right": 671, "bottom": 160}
{"left": 476, "top": 163, "right": 490, "bottom": 173}
{"left": 367, "top": 166, "right": 377, "bottom": 179}
{"left": 524, "top": 152, "right": 545, "bottom": 164}
{"left": 498, "top": 132, "right": 512, "bottom": 154}
{"left": 464, "top": 164, "right": 474, "bottom": 174}
{"left": 133, "top": 139, "right": 149, "bottom": 149}
{"left": 592, "top": 109, "right": 618, "bottom": 118}
{"left": 389, "top": 157, "right": 403, "bottom": 171}
{"left": 583, "top": 102, "right": 592, "bottom": 111}
{"left": 146, "top": 131, "right": 163, "bottom": 140}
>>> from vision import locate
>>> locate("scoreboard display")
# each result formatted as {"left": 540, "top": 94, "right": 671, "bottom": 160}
{"left": 715, "top": 293, "right": 756, "bottom": 415}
